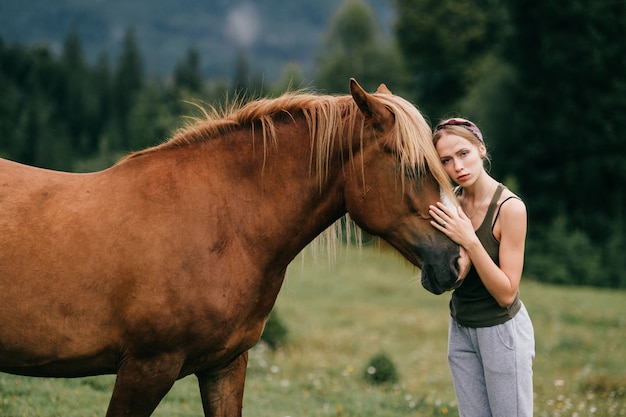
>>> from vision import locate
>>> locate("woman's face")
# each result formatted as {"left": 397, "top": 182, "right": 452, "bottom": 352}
{"left": 435, "top": 132, "right": 486, "bottom": 186}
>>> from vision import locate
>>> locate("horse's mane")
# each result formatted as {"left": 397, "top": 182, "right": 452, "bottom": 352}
{"left": 123, "top": 90, "right": 451, "bottom": 193}
{"left": 121, "top": 89, "right": 454, "bottom": 260}
{"left": 122, "top": 92, "right": 357, "bottom": 188}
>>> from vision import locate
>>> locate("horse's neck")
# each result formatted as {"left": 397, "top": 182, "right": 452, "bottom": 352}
{"left": 130, "top": 122, "right": 349, "bottom": 266}
{"left": 238, "top": 124, "right": 348, "bottom": 255}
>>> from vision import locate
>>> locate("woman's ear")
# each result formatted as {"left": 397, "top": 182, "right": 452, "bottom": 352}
{"left": 479, "top": 144, "right": 487, "bottom": 158}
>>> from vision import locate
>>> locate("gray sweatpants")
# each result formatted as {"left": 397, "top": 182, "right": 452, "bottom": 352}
{"left": 448, "top": 303, "right": 535, "bottom": 417}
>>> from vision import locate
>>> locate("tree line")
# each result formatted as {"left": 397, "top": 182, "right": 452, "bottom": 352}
{"left": 1, "top": 0, "right": 624, "bottom": 288}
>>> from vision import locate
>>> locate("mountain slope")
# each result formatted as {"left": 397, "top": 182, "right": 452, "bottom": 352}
{"left": 0, "top": 0, "right": 394, "bottom": 81}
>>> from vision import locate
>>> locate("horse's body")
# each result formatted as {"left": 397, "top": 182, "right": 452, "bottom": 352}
{"left": 0, "top": 79, "right": 467, "bottom": 416}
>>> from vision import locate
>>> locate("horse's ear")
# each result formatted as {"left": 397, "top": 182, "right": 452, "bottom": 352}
{"left": 376, "top": 83, "right": 392, "bottom": 95}
{"left": 350, "top": 78, "right": 394, "bottom": 131}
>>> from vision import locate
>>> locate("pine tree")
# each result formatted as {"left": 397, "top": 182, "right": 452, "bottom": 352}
{"left": 113, "top": 27, "right": 144, "bottom": 150}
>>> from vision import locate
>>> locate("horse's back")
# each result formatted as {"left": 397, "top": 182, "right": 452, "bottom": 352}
{"left": 0, "top": 157, "right": 105, "bottom": 245}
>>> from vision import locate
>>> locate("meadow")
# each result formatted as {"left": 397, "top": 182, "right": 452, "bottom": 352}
{"left": 1, "top": 245, "right": 624, "bottom": 416}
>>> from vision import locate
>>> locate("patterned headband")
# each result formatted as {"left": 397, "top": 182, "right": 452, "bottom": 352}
{"left": 434, "top": 118, "right": 484, "bottom": 144}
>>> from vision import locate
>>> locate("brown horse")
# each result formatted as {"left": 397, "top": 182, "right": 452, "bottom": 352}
{"left": 0, "top": 79, "right": 468, "bottom": 416}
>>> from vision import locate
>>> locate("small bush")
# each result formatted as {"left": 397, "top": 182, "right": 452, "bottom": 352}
{"left": 363, "top": 352, "right": 399, "bottom": 385}
{"left": 525, "top": 215, "right": 603, "bottom": 286}
{"left": 260, "top": 309, "right": 288, "bottom": 350}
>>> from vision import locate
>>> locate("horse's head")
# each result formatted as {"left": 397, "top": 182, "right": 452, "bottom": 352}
{"left": 343, "top": 79, "right": 470, "bottom": 294}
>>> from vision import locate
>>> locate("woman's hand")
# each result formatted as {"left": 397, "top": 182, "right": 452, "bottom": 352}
{"left": 429, "top": 202, "right": 478, "bottom": 249}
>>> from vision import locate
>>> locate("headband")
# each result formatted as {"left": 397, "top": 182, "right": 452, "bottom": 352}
{"left": 434, "top": 118, "right": 484, "bottom": 144}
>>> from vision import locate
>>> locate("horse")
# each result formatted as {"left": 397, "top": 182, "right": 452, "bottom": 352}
{"left": 0, "top": 79, "right": 468, "bottom": 416}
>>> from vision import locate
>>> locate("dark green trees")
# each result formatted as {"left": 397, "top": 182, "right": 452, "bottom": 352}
{"left": 394, "top": 0, "right": 626, "bottom": 287}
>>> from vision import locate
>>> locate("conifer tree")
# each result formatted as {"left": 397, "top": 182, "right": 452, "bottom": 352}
{"left": 113, "top": 28, "right": 144, "bottom": 149}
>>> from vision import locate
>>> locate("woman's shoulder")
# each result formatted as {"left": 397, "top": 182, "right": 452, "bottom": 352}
{"left": 492, "top": 185, "right": 527, "bottom": 241}
{"left": 497, "top": 187, "right": 527, "bottom": 219}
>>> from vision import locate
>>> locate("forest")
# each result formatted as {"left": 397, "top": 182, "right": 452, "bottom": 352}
{"left": 1, "top": 0, "right": 625, "bottom": 288}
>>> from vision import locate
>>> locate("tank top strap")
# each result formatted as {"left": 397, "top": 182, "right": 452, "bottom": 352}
{"left": 478, "top": 183, "right": 505, "bottom": 231}
{"left": 492, "top": 195, "right": 520, "bottom": 233}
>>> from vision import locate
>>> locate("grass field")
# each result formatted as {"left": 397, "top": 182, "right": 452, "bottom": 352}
{"left": 1, "top": 246, "right": 624, "bottom": 416}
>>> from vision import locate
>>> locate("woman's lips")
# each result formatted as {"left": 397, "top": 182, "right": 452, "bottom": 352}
{"left": 457, "top": 174, "right": 470, "bottom": 182}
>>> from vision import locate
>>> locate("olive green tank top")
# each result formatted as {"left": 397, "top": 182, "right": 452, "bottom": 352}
{"left": 450, "top": 183, "right": 522, "bottom": 327}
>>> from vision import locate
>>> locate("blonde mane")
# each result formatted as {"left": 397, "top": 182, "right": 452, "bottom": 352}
{"left": 122, "top": 90, "right": 454, "bottom": 261}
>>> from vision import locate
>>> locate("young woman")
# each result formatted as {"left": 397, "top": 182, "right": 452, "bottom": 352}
{"left": 428, "top": 118, "right": 535, "bottom": 417}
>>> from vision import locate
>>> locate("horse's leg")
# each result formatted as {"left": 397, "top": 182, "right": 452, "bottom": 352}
{"left": 197, "top": 352, "right": 248, "bottom": 417}
{"left": 105, "top": 356, "right": 182, "bottom": 417}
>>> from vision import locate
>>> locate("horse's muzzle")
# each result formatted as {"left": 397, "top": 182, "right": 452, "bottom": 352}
{"left": 420, "top": 247, "right": 469, "bottom": 294}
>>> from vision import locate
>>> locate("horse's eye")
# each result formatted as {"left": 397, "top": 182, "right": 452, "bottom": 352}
{"left": 404, "top": 166, "right": 419, "bottom": 179}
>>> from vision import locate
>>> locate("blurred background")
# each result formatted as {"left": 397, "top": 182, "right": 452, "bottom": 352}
{"left": 0, "top": 0, "right": 624, "bottom": 288}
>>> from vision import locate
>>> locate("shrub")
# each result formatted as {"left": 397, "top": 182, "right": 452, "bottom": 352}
{"left": 525, "top": 215, "right": 603, "bottom": 286}
{"left": 363, "top": 352, "right": 399, "bottom": 385}
{"left": 260, "top": 309, "right": 288, "bottom": 350}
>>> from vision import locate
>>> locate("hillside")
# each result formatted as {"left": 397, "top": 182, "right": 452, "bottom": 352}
{"left": 0, "top": 0, "right": 394, "bottom": 81}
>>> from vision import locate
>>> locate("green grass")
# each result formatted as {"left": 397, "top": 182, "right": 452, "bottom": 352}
{"left": 1, "top": 246, "right": 624, "bottom": 416}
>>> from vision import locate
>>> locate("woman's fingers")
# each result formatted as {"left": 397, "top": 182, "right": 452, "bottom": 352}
{"left": 429, "top": 204, "right": 452, "bottom": 231}
{"left": 430, "top": 202, "right": 456, "bottom": 220}
{"left": 429, "top": 206, "right": 444, "bottom": 222}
